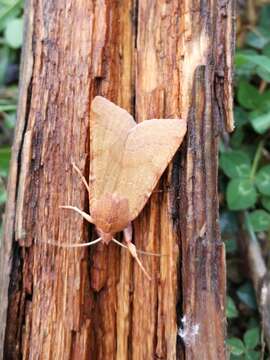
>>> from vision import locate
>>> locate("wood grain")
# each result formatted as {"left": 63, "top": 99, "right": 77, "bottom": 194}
{"left": 0, "top": 0, "right": 235, "bottom": 359}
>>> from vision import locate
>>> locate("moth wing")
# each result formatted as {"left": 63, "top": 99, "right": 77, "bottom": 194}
{"left": 116, "top": 118, "right": 187, "bottom": 221}
{"left": 89, "top": 96, "right": 136, "bottom": 205}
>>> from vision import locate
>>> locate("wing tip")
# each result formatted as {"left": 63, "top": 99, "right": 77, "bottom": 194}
{"left": 146, "top": 118, "right": 187, "bottom": 138}
{"left": 91, "top": 96, "right": 120, "bottom": 116}
{"left": 178, "top": 118, "right": 187, "bottom": 137}
{"left": 167, "top": 118, "right": 187, "bottom": 139}
{"left": 91, "top": 95, "right": 109, "bottom": 110}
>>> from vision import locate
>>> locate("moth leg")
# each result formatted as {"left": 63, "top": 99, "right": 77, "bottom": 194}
{"left": 72, "top": 162, "right": 90, "bottom": 194}
{"left": 112, "top": 237, "right": 163, "bottom": 257}
{"left": 123, "top": 222, "right": 133, "bottom": 244}
{"left": 123, "top": 223, "right": 151, "bottom": 281}
{"left": 60, "top": 205, "right": 94, "bottom": 224}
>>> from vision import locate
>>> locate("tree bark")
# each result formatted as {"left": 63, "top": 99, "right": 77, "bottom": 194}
{"left": 0, "top": 1, "right": 235, "bottom": 359}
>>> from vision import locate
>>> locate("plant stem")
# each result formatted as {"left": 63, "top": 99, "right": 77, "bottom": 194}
{"left": 250, "top": 140, "right": 265, "bottom": 179}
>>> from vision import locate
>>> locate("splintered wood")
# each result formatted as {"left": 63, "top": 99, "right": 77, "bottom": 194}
{"left": 1, "top": 1, "right": 234, "bottom": 359}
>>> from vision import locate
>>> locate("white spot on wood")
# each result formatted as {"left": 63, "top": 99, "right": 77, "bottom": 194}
{"left": 178, "top": 315, "right": 200, "bottom": 346}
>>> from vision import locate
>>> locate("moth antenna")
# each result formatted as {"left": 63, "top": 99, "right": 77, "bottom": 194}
{"left": 60, "top": 205, "right": 94, "bottom": 224}
{"left": 112, "top": 238, "right": 163, "bottom": 257}
{"left": 112, "top": 238, "right": 151, "bottom": 280}
{"left": 46, "top": 237, "right": 102, "bottom": 248}
{"left": 71, "top": 162, "right": 90, "bottom": 194}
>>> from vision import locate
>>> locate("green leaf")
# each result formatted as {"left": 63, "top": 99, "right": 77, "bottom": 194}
{"left": 250, "top": 111, "right": 270, "bottom": 134}
{"left": 245, "top": 28, "right": 270, "bottom": 50}
{"left": 0, "top": 147, "right": 11, "bottom": 177}
{"left": 243, "top": 54, "right": 270, "bottom": 75}
{"left": 255, "top": 165, "right": 270, "bottom": 195}
{"left": 234, "top": 107, "right": 249, "bottom": 128}
{"left": 226, "top": 296, "right": 239, "bottom": 319}
{"left": 230, "top": 356, "right": 243, "bottom": 360}
{"left": 220, "top": 151, "right": 251, "bottom": 179}
{"left": 237, "top": 282, "right": 257, "bottom": 310}
{"left": 4, "top": 112, "right": 16, "bottom": 129}
{"left": 0, "top": 185, "right": 7, "bottom": 205}
{"left": 255, "top": 90, "right": 270, "bottom": 112}
{"left": 244, "top": 327, "right": 260, "bottom": 350}
{"left": 245, "top": 350, "right": 260, "bottom": 360}
{"left": 236, "top": 53, "right": 270, "bottom": 84}
{"left": 249, "top": 210, "right": 270, "bottom": 232}
{"left": 0, "top": 46, "right": 9, "bottom": 85}
{"left": 230, "top": 127, "right": 245, "bottom": 149}
{"left": 261, "top": 196, "right": 270, "bottom": 211}
{"left": 262, "top": 42, "right": 270, "bottom": 57}
{"left": 4, "top": 17, "right": 23, "bottom": 49}
{"left": 235, "top": 50, "right": 258, "bottom": 78}
{"left": 240, "top": 145, "right": 257, "bottom": 162}
{"left": 227, "top": 338, "right": 245, "bottom": 356}
{"left": 259, "top": 4, "right": 270, "bottom": 28}
{"left": 0, "top": 104, "right": 17, "bottom": 112}
{"left": 227, "top": 179, "right": 257, "bottom": 210}
{"left": 237, "top": 81, "right": 262, "bottom": 110}
{"left": 0, "top": 0, "right": 22, "bottom": 32}
{"left": 256, "top": 67, "right": 270, "bottom": 82}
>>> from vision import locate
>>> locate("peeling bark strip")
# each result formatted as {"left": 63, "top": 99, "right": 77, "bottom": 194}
{"left": 179, "top": 66, "right": 226, "bottom": 359}
{"left": 0, "top": 1, "right": 234, "bottom": 359}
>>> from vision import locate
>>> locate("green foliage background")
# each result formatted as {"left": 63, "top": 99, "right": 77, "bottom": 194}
{"left": 0, "top": 0, "right": 23, "bottom": 236}
{"left": 222, "top": 4, "right": 270, "bottom": 359}
{"left": 0, "top": 1, "right": 269, "bottom": 358}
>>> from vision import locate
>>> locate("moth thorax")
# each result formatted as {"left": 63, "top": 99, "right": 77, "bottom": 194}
{"left": 91, "top": 193, "right": 130, "bottom": 234}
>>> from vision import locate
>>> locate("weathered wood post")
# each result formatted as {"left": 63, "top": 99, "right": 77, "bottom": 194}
{"left": 0, "top": 1, "right": 234, "bottom": 359}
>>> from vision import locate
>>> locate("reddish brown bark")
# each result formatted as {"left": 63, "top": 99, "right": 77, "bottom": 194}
{"left": 0, "top": 1, "right": 235, "bottom": 359}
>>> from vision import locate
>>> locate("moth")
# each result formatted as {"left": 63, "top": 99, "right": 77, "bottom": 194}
{"left": 61, "top": 96, "right": 187, "bottom": 279}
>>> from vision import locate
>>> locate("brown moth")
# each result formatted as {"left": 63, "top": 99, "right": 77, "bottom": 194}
{"left": 61, "top": 96, "right": 187, "bottom": 279}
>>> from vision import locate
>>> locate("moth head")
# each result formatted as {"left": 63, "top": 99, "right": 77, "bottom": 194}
{"left": 91, "top": 192, "right": 130, "bottom": 238}
{"left": 95, "top": 228, "right": 114, "bottom": 245}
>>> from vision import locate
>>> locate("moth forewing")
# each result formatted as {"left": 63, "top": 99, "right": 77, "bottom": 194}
{"left": 60, "top": 96, "right": 187, "bottom": 279}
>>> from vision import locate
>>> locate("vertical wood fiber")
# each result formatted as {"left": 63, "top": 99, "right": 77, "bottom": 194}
{"left": 0, "top": 0, "right": 235, "bottom": 359}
